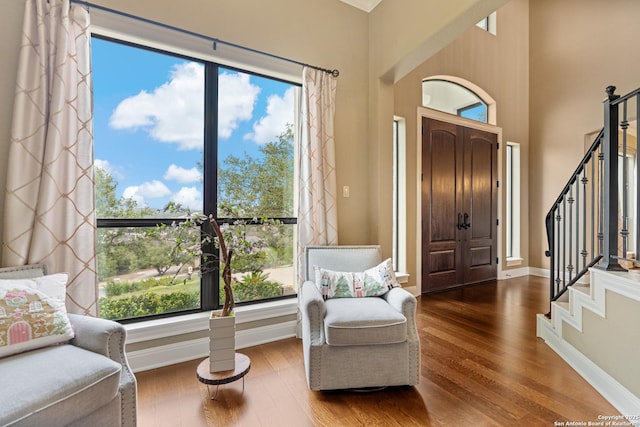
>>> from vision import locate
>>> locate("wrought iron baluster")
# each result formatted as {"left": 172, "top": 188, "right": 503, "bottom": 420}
{"left": 621, "top": 100, "right": 629, "bottom": 259}
{"left": 581, "top": 168, "right": 588, "bottom": 271}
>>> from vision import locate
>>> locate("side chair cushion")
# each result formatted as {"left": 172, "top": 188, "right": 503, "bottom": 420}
{"left": 324, "top": 297, "right": 407, "bottom": 346}
{"left": 0, "top": 344, "right": 121, "bottom": 426}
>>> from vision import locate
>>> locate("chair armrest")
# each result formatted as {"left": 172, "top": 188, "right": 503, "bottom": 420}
{"left": 68, "top": 314, "right": 137, "bottom": 427}
{"left": 300, "top": 281, "right": 326, "bottom": 345}
{"left": 69, "top": 314, "right": 127, "bottom": 361}
{"left": 383, "top": 287, "right": 419, "bottom": 340}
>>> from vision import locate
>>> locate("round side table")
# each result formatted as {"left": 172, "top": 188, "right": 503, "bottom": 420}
{"left": 196, "top": 353, "right": 251, "bottom": 400}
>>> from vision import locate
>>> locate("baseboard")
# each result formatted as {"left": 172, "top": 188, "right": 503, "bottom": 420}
{"left": 498, "top": 266, "right": 531, "bottom": 279}
{"left": 128, "top": 320, "right": 297, "bottom": 372}
{"left": 537, "top": 314, "right": 640, "bottom": 422}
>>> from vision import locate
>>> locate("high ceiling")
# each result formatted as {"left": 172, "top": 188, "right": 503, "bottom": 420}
{"left": 339, "top": 0, "right": 382, "bottom": 13}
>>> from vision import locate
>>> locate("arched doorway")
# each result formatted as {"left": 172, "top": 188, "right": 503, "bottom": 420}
{"left": 419, "top": 77, "right": 501, "bottom": 293}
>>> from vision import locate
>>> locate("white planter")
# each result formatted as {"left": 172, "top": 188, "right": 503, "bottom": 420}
{"left": 209, "top": 312, "right": 236, "bottom": 372}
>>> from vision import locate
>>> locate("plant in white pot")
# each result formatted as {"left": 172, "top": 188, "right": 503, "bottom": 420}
{"left": 162, "top": 203, "right": 278, "bottom": 372}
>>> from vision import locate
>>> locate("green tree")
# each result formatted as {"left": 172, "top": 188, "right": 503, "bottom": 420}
{"left": 218, "top": 124, "right": 294, "bottom": 218}
{"left": 95, "top": 166, "right": 157, "bottom": 280}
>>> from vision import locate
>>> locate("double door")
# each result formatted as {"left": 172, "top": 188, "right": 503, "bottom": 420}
{"left": 421, "top": 117, "right": 498, "bottom": 293}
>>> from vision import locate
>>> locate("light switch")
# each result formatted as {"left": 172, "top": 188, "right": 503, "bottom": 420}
{"left": 343, "top": 186, "right": 350, "bottom": 198}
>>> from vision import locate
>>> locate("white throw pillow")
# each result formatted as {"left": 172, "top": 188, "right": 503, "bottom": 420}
{"left": 313, "top": 258, "right": 400, "bottom": 300}
{"left": 0, "top": 273, "right": 68, "bottom": 303}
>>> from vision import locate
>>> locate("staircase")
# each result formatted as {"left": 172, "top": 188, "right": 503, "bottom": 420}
{"left": 537, "top": 86, "right": 640, "bottom": 419}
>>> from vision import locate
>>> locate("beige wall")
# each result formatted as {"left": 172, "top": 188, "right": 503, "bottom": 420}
{"left": 563, "top": 290, "right": 640, "bottom": 397}
{"left": 0, "top": 0, "right": 370, "bottom": 266}
{"left": 392, "top": 0, "right": 530, "bottom": 287}
{"left": 366, "top": 0, "right": 509, "bottom": 262}
{"left": 529, "top": 0, "right": 640, "bottom": 268}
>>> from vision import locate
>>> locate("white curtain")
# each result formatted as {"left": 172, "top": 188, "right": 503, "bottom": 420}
{"left": 296, "top": 67, "right": 338, "bottom": 335}
{"left": 2, "top": 0, "right": 97, "bottom": 315}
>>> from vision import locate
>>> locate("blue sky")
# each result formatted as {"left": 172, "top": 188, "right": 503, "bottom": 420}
{"left": 92, "top": 38, "right": 296, "bottom": 212}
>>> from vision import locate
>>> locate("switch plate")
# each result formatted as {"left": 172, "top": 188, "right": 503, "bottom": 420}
{"left": 343, "top": 186, "right": 350, "bottom": 198}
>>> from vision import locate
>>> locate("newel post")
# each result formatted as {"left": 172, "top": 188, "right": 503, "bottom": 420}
{"left": 599, "top": 86, "right": 626, "bottom": 271}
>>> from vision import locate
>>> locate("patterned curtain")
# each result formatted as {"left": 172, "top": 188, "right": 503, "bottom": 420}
{"left": 296, "top": 67, "right": 338, "bottom": 335}
{"left": 2, "top": 0, "right": 97, "bottom": 315}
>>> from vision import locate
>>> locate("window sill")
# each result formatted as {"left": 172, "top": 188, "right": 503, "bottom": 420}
{"left": 125, "top": 298, "right": 298, "bottom": 344}
{"left": 396, "top": 272, "right": 410, "bottom": 284}
{"left": 506, "top": 257, "right": 524, "bottom": 267}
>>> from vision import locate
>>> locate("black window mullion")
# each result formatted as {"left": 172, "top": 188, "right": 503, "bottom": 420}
{"left": 202, "top": 62, "right": 219, "bottom": 311}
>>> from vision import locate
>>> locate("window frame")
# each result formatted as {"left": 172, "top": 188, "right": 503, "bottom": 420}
{"left": 506, "top": 141, "right": 521, "bottom": 263}
{"left": 392, "top": 117, "right": 407, "bottom": 274}
{"left": 92, "top": 34, "right": 299, "bottom": 323}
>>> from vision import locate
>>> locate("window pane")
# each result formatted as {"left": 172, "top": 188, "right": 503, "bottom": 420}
{"left": 97, "top": 227, "right": 201, "bottom": 320}
{"left": 228, "top": 223, "right": 296, "bottom": 303}
{"left": 422, "top": 79, "right": 488, "bottom": 124}
{"left": 217, "top": 68, "right": 295, "bottom": 219}
{"left": 93, "top": 37, "right": 298, "bottom": 322}
{"left": 93, "top": 38, "right": 204, "bottom": 219}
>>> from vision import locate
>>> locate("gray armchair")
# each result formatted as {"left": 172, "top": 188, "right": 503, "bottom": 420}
{"left": 300, "top": 245, "right": 420, "bottom": 391}
{"left": 0, "top": 264, "right": 137, "bottom": 427}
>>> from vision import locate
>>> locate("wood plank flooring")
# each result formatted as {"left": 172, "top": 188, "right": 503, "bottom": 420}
{"left": 135, "top": 276, "right": 621, "bottom": 426}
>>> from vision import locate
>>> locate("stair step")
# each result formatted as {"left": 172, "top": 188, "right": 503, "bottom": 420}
{"left": 572, "top": 283, "right": 590, "bottom": 295}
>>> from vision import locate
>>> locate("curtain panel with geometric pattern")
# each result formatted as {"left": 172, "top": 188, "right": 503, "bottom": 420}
{"left": 2, "top": 0, "right": 98, "bottom": 315}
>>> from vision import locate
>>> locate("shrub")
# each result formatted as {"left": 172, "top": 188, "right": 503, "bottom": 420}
{"left": 230, "top": 271, "right": 282, "bottom": 302}
{"left": 99, "top": 290, "right": 199, "bottom": 320}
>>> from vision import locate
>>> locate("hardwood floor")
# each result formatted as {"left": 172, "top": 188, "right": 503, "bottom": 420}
{"left": 135, "top": 276, "right": 621, "bottom": 426}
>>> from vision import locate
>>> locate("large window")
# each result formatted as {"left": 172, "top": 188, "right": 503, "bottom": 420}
{"left": 93, "top": 37, "right": 298, "bottom": 321}
{"left": 506, "top": 142, "right": 521, "bottom": 261}
{"left": 392, "top": 117, "right": 407, "bottom": 273}
{"left": 422, "top": 79, "right": 488, "bottom": 124}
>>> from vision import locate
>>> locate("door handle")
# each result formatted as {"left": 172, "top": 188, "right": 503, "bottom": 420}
{"left": 457, "top": 213, "right": 463, "bottom": 230}
{"left": 463, "top": 213, "right": 471, "bottom": 230}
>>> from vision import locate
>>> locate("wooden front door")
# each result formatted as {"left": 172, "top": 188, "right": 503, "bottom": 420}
{"left": 421, "top": 117, "right": 498, "bottom": 293}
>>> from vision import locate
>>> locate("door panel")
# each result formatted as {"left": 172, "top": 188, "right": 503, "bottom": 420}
{"left": 463, "top": 127, "right": 498, "bottom": 284}
{"left": 421, "top": 117, "right": 462, "bottom": 290}
{"left": 422, "top": 118, "right": 497, "bottom": 293}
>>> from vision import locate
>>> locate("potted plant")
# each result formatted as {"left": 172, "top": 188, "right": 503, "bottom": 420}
{"left": 162, "top": 203, "right": 277, "bottom": 372}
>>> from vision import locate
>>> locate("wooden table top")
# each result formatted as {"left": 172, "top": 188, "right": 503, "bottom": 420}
{"left": 196, "top": 353, "right": 251, "bottom": 385}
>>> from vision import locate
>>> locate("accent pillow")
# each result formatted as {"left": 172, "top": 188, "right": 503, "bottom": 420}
{"left": 0, "top": 273, "right": 69, "bottom": 303}
{"left": 314, "top": 258, "right": 400, "bottom": 300}
{"left": 0, "top": 282, "right": 74, "bottom": 358}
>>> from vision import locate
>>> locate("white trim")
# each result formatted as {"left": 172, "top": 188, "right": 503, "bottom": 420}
{"left": 498, "top": 266, "right": 529, "bottom": 279}
{"left": 127, "top": 320, "right": 297, "bottom": 372}
{"left": 506, "top": 257, "right": 523, "bottom": 267}
{"left": 124, "top": 299, "right": 298, "bottom": 371}
{"left": 125, "top": 299, "right": 297, "bottom": 344}
{"left": 537, "top": 269, "right": 640, "bottom": 420}
{"left": 537, "top": 315, "right": 640, "bottom": 421}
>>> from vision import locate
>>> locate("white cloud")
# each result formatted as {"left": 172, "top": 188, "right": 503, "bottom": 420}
{"left": 245, "top": 87, "right": 295, "bottom": 144}
{"left": 109, "top": 62, "right": 205, "bottom": 150}
{"left": 109, "top": 65, "right": 261, "bottom": 149}
{"left": 163, "top": 164, "right": 202, "bottom": 184}
{"left": 122, "top": 180, "right": 171, "bottom": 206}
{"left": 218, "top": 72, "right": 260, "bottom": 139}
{"left": 94, "top": 158, "right": 124, "bottom": 180}
{"left": 94, "top": 158, "right": 112, "bottom": 173}
{"left": 173, "top": 186, "right": 202, "bottom": 210}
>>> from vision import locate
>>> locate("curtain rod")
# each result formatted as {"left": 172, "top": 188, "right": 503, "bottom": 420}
{"left": 69, "top": 0, "right": 340, "bottom": 77}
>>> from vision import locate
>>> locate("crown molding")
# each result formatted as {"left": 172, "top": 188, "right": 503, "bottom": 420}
{"left": 339, "top": 0, "right": 382, "bottom": 13}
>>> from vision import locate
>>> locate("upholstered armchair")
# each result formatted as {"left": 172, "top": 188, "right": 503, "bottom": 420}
{"left": 0, "top": 265, "right": 137, "bottom": 427}
{"left": 300, "top": 245, "right": 420, "bottom": 391}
